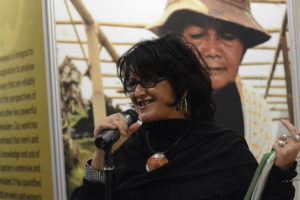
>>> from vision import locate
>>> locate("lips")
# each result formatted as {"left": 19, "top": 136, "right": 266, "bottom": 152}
{"left": 137, "top": 99, "right": 154, "bottom": 107}
{"left": 209, "top": 67, "right": 226, "bottom": 71}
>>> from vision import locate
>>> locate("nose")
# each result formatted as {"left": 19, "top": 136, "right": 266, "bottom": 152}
{"left": 133, "top": 83, "right": 147, "bottom": 98}
{"left": 199, "top": 29, "right": 221, "bottom": 59}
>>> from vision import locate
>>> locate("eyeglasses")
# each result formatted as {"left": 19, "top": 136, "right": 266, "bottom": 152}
{"left": 124, "top": 77, "right": 167, "bottom": 92}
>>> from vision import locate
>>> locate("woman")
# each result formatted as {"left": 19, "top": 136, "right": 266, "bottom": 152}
{"left": 147, "top": 0, "right": 275, "bottom": 161}
{"left": 71, "top": 34, "right": 298, "bottom": 200}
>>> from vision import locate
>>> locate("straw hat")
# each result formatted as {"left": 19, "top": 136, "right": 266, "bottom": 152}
{"left": 147, "top": 0, "right": 270, "bottom": 48}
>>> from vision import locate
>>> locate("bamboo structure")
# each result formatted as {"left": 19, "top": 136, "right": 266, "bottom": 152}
{"left": 264, "top": 12, "right": 287, "bottom": 99}
{"left": 70, "top": 0, "right": 107, "bottom": 122}
{"left": 64, "top": 0, "right": 88, "bottom": 67}
{"left": 264, "top": 11, "right": 294, "bottom": 123}
{"left": 57, "top": 0, "right": 293, "bottom": 122}
{"left": 280, "top": 20, "right": 294, "bottom": 123}
{"left": 56, "top": 1, "right": 300, "bottom": 198}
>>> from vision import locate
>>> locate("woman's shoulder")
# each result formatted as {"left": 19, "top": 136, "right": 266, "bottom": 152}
{"left": 191, "top": 119, "right": 246, "bottom": 141}
{"left": 186, "top": 120, "right": 254, "bottom": 159}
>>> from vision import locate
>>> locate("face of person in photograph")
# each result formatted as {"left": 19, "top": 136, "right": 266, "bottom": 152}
{"left": 128, "top": 73, "right": 185, "bottom": 123}
{"left": 182, "top": 19, "right": 244, "bottom": 90}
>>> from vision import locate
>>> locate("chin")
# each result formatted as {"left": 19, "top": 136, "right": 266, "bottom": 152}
{"left": 139, "top": 112, "right": 160, "bottom": 123}
{"left": 140, "top": 116, "right": 153, "bottom": 123}
{"left": 211, "top": 80, "right": 229, "bottom": 91}
{"left": 138, "top": 112, "right": 151, "bottom": 123}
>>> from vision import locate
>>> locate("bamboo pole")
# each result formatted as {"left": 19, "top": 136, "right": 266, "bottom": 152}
{"left": 86, "top": 24, "right": 106, "bottom": 121}
{"left": 270, "top": 108, "right": 288, "bottom": 111}
{"left": 252, "top": 46, "right": 276, "bottom": 50}
{"left": 240, "top": 61, "right": 283, "bottom": 66}
{"left": 97, "top": 28, "right": 119, "bottom": 62}
{"left": 101, "top": 73, "right": 119, "bottom": 78}
{"left": 253, "top": 85, "right": 286, "bottom": 88}
{"left": 64, "top": 0, "right": 89, "bottom": 67}
{"left": 267, "top": 101, "right": 287, "bottom": 104}
{"left": 70, "top": 0, "right": 119, "bottom": 62}
{"left": 264, "top": 12, "right": 287, "bottom": 98}
{"left": 272, "top": 117, "right": 289, "bottom": 121}
{"left": 280, "top": 18, "right": 294, "bottom": 123}
{"left": 57, "top": 40, "right": 88, "bottom": 44}
{"left": 69, "top": 56, "right": 88, "bottom": 61}
{"left": 110, "top": 41, "right": 135, "bottom": 46}
{"left": 267, "top": 94, "right": 289, "bottom": 97}
{"left": 71, "top": 0, "right": 107, "bottom": 122}
{"left": 70, "top": 0, "right": 94, "bottom": 24}
{"left": 240, "top": 76, "right": 285, "bottom": 80}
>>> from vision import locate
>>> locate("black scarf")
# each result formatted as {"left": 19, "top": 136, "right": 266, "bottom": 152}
{"left": 111, "top": 118, "right": 258, "bottom": 200}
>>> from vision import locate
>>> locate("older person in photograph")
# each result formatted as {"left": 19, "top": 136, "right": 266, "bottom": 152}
{"left": 70, "top": 34, "right": 299, "bottom": 200}
{"left": 147, "top": 0, "right": 274, "bottom": 161}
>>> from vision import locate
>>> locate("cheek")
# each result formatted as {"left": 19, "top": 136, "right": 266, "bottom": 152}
{"left": 227, "top": 60, "right": 239, "bottom": 79}
{"left": 160, "top": 89, "right": 176, "bottom": 106}
{"left": 129, "top": 93, "right": 137, "bottom": 106}
{"left": 129, "top": 92, "right": 134, "bottom": 101}
{"left": 226, "top": 46, "right": 243, "bottom": 78}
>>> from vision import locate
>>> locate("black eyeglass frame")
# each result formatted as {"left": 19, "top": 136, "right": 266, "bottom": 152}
{"left": 124, "top": 77, "right": 168, "bottom": 92}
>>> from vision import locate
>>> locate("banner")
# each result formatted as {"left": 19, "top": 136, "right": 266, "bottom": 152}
{"left": 0, "top": 0, "right": 66, "bottom": 199}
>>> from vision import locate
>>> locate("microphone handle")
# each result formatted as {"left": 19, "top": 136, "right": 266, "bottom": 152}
{"left": 95, "top": 129, "right": 120, "bottom": 150}
{"left": 94, "top": 109, "right": 138, "bottom": 150}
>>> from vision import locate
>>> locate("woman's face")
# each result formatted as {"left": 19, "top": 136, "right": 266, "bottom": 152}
{"left": 182, "top": 22, "right": 244, "bottom": 90}
{"left": 128, "top": 73, "right": 185, "bottom": 123}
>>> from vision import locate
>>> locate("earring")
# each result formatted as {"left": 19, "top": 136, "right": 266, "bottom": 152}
{"left": 184, "top": 98, "right": 188, "bottom": 112}
{"left": 176, "top": 97, "right": 188, "bottom": 112}
{"left": 180, "top": 98, "right": 184, "bottom": 111}
{"left": 181, "top": 97, "right": 188, "bottom": 112}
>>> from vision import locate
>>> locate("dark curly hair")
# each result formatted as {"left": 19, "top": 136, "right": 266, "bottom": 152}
{"left": 117, "top": 34, "right": 215, "bottom": 120}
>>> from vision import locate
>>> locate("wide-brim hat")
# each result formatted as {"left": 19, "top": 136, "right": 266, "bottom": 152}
{"left": 147, "top": 0, "right": 270, "bottom": 48}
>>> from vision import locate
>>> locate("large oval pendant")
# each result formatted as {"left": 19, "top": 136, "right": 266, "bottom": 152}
{"left": 146, "top": 153, "right": 169, "bottom": 172}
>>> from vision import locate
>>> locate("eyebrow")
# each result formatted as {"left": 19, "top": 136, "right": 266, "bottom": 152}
{"left": 189, "top": 21, "right": 240, "bottom": 37}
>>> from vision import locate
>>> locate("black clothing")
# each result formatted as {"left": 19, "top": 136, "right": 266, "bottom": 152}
{"left": 213, "top": 81, "right": 244, "bottom": 136}
{"left": 72, "top": 119, "right": 296, "bottom": 200}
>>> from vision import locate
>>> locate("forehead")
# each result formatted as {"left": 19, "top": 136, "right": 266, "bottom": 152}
{"left": 126, "top": 63, "right": 161, "bottom": 80}
{"left": 186, "top": 15, "right": 242, "bottom": 35}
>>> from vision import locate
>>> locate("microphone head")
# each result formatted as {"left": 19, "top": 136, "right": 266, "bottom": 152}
{"left": 122, "top": 109, "right": 139, "bottom": 124}
{"left": 95, "top": 109, "right": 139, "bottom": 150}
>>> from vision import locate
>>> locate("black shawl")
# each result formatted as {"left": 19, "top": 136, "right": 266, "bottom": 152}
{"left": 72, "top": 119, "right": 295, "bottom": 200}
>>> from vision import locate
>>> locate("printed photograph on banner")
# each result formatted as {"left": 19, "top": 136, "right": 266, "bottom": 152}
{"left": 53, "top": 0, "right": 292, "bottom": 197}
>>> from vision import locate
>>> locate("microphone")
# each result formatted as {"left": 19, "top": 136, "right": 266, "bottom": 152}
{"left": 95, "top": 109, "right": 139, "bottom": 150}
